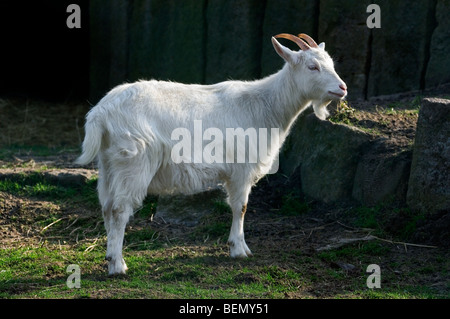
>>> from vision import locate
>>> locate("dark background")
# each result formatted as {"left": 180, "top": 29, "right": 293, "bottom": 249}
{"left": 0, "top": 1, "right": 449, "bottom": 104}
{"left": 0, "top": 1, "right": 89, "bottom": 102}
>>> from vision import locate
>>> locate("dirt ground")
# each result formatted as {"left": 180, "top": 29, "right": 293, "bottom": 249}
{"left": 0, "top": 88, "right": 449, "bottom": 298}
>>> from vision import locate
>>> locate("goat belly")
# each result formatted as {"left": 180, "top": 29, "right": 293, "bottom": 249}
{"left": 147, "top": 162, "right": 221, "bottom": 195}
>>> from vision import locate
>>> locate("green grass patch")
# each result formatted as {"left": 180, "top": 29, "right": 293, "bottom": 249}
{"left": 351, "top": 205, "right": 382, "bottom": 230}
{"left": 135, "top": 196, "right": 158, "bottom": 219}
{"left": 278, "top": 191, "right": 310, "bottom": 216}
{"left": 0, "top": 244, "right": 311, "bottom": 299}
{"left": 189, "top": 200, "right": 232, "bottom": 241}
{"left": 318, "top": 241, "right": 390, "bottom": 263}
{"left": 1, "top": 233, "right": 447, "bottom": 299}
{"left": 0, "top": 170, "right": 98, "bottom": 208}
{"left": 0, "top": 175, "right": 76, "bottom": 199}
{"left": 329, "top": 100, "right": 357, "bottom": 126}
{"left": 348, "top": 204, "right": 427, "bottom": 241}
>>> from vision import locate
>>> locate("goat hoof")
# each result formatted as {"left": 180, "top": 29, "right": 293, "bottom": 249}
{"left": 229, "top": 238, "right": 252, "bottom": 258}
{"left": 233, "top": 253, "right": 248, "bottom": 258}
{"left": 230, "top": 248, "right": 251, "bottom": 258}
{"left": 107, "top": 258, "right": 128, "bottom": 275}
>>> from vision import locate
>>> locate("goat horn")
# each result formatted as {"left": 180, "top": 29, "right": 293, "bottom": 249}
{"left": 274, "top": 33, "right": 310, "bottom": 51}
{"left": 298, "top": 33, "right": 318, "bottom": 48}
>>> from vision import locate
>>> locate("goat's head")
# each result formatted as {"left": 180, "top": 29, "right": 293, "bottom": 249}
{"left": 272, "top": 33, "right": 347, "bottom": 120}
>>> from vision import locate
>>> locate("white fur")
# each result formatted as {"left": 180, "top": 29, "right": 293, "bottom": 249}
{"left": 76, "top": 36, "right": 347, "bottom": 275}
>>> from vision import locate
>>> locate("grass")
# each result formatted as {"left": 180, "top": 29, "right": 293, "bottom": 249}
{"left": 328, "top": 100, "right": 385, "bottom": 136}
{"left": 278, "top": 191, "right": 310, "bottom": 216}
{"left": 317, "top": 241, "right": 390, "bottom": 263}
{"left": 328, "top": 100, "right": 357, "bottom": 126}
{"left": 4, "top": 241, "right": 443, "bottom": 299}
{"left": 0, "top": 170, "right": 98, "bottom": 208}
{"left": 189, "top": 200, "right": 231, "bottom": 241}
{"left": 0, "top": 244, "right": 305, "bottom": 298}
{"left": 348, "top": 204, "right": 427, "bottom": 240}
{"left": 387, "top": 95, "right": 421, "bottom": 113}
{"left": 0, "top": 155, "right": 448, "bottom": 299}
{"left": 0, "top": 176, "right": 76, "bottom": 199}
{"left": 1, "top": 234, "right": 447, "bottom": 299}
{"left": 0, "top": 144, "right": 80, "bottom": 162}
{"left": 328, "top": 97, "right": 420, "bottom": 138}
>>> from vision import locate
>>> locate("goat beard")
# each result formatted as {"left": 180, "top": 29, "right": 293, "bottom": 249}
{"left": 312, "top": 100, "right": 331, "bottom": 120}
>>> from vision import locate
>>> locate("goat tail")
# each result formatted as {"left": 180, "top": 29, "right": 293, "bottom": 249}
{"left": 75, "top": 111, "right": 104, "bottom": 165}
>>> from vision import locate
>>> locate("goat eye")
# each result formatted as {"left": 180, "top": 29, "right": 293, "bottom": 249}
{"left": 308, "top": 65, "right": 319, "bottom": 71}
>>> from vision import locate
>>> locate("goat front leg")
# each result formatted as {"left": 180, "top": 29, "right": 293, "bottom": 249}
{"left": 228, "top": 203, "right": 252, "bottom": 258}
{"left": 226, "top": 183, "right": 252, "bottom": 258}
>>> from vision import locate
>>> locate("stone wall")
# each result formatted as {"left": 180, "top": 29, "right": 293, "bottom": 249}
{"left": 89, "top": 0, "right": 450, "bottom": 103}
{"left": 280, "top": 98, "right": 449, "bottom": 213}
{"left": 407, "top": 98, "right": 450, "bottom": 214}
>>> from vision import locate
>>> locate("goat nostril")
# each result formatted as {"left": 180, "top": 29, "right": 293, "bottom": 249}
{"left": 340, "top": 84, "right": 347, "bottom": 91}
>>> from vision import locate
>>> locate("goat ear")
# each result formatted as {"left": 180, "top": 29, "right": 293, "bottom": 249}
{"left": 318, "top": 42, "right": 325, "bottom": 50}
{"left": 271, "top": 37, "right": 299, "bottom": 65}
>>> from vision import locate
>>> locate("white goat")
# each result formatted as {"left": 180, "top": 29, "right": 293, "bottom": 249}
{"left": 76, "top": 33, "right": 347, "bottom": 275}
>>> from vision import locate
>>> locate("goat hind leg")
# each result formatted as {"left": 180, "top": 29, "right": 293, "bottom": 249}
{"left": 104, "top": 153, "right": 157, "bottom": 274}
{"left": 105, "top": 203, "right": 133, "bottom": 275}
{"left": 97, "top": 159, "right": 129, "bottom": 274}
